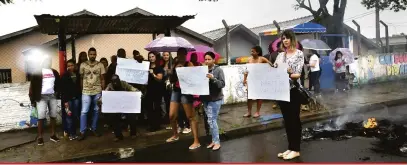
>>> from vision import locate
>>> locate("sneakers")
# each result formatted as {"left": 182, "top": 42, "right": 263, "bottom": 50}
{"left": 50, "top": 135, "right": 60, "bottom": 142}
{"left": 37, "top": 138, "right": 44, "bottom": 146}
{"left": 182, "top": 128, "right": 192, "bottom": 134}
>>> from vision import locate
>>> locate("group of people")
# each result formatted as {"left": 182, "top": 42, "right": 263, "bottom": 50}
{"left": 28, "top": 28, "right": 353, "bottom": 160}
{"left": 28, "top": 46, "right": 225, "bottom": 151}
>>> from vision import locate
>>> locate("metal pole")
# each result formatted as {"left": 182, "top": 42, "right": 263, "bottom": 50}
{"left": 352, "top": 20, "right": 361, "bottom": 56}
{"left": 404, "top": 35, "right": 407, "bottom": 52}
{"left": 222, "top": 19, "right": 230, "bottom": 65}
{"left": 164, "top": 29, "right": 171, "bottom": 37}
{"left": 273, "top": 20, "right": 281, "bottom": 34}
{"left": 375, "top": 0, "right": 381, "bottom": 53}
{"left": 71, "top": 35, "right": 76, "bottom": 63}
{"left": 379, "top": 20, "right": 389, "bottom": 53}
{"left": 58, "top": 27, "right": 67, "bottom": 75}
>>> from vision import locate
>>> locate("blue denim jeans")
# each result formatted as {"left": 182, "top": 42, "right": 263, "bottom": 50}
{"left": 80, "top": 93, "right": 101, "bottom": 133}
{"left": 62, "top": 98, "right": 80, "bottom": 136}
{"left": 203, "top": 99, "right": 223, "bottom": 144}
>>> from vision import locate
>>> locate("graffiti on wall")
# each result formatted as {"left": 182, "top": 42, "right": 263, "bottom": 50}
{"left": 357, "top": 52, "right": 407, "bottom": 84}
{"left": 221, "top": 65, "right": 247, "bottom": 104}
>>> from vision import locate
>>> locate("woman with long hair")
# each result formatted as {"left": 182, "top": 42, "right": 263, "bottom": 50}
{"left": 201, "top": 51, "right": 225, "bottom": 151}
{"left": 274, "top": 30, "right": 305, "bottom": 160}
{"left": 146, "top": 51, "right": 164, "bottom": 132}
{"left": 333, "top": 51, "right": 347, "bottom": 92}
{"left": 166, "top": 48, "right": 201, "bottom": 150}
{"left": 77, "top": 51, "right": 88, "bottom": 70}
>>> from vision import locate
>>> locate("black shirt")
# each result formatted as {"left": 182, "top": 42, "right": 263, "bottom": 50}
{"left": 147, "top": 66, "right": 165, "bottom": 96}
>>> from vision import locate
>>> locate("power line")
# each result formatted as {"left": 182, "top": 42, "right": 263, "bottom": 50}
{"left": 344, "top": 10, "right": 375, "bottom": 22}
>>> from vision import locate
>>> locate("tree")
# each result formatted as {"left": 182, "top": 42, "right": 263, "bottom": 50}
{"left": 0, "top": 0, "right": 12, "bottom": 4}
{"left": 361, "top": 0, "right": 407, "bottom": 12}
{"left": 294, "top": 0, "right": 347, "bottom": 48}
{"left": 295, "top": 0, "right": 407, "bottom": 48}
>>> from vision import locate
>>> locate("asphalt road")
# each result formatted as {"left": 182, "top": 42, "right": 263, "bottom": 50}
{"left": 80, "top": 104, "right": 407, "bottom": 163}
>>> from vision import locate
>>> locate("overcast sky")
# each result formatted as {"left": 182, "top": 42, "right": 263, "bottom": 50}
{"left": 0, "top": 0, "right": 406, "bottom": 39}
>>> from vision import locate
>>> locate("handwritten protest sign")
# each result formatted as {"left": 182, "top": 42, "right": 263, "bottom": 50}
{"left": 102, "top": 91, "right": 141, "bottom": 113}
{"left": 116, "top": 58, "right": 150, "bottom": 84}
{"left": 246, "top": 63, "right": 290, "bottom": 102}
{"left": 176, "top": 66, "right": 209, "bottom": 95}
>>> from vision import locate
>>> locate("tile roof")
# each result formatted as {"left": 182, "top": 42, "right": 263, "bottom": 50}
{"left": 249, "top": 15, "right": 314, "bottom": 35}
{"left": 202, "top": 24, "right": 241, "bottom": 41}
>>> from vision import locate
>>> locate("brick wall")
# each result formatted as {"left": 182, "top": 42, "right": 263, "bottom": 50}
{"left": 0, "top": 83, "right": 62, "bottom": 132}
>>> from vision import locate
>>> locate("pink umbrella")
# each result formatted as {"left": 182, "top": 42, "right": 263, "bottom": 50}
{"left": 186, "top": 45, "right": 220, "bottom": 63}
{"left": 269, "top": 38, "right": 303, "bottom": 52}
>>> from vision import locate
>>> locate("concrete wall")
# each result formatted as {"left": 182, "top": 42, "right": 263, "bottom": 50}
{"left": 0, "top": 31, "right": 56, "bottom": 83}
{"left": 214, "top": 32, "right": 257, "bottom": 59}
{"left": 356, "top": 52, "right": 407, "bottom": 84}
{"left": 0, "top": 83, "right": 62, "bottom": 132}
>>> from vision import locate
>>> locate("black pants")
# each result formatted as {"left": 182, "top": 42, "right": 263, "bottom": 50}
{"left": 278, "top": 89, "right": 302, "bottom": 152}
{"left": 163, "top": 89, "right": 171, "bottom": 124}
{"left": 146, "top": 95, "right": 162, "bottom": 130}
{"left": 335, "top": 72, "right": 347, "bottom": 90}
{"left": 309, "top": 71, "right": 321, "bottom": 93}
{"left": 111, "top": 113, "right": 137, "bottom": 138}
{"left": 178, "top": 106, "right": 190, "bottom": 129}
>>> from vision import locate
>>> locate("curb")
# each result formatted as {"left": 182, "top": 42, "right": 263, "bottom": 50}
{"left": 53, "top": 97, "right": 407, "bottom": 162}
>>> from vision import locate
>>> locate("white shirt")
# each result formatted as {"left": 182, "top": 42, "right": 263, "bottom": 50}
{"left": 41, "top": 68, "right": 55, "bottom": 94}
{"left": 309, "top": 54, "right": 320, "bottom": 72}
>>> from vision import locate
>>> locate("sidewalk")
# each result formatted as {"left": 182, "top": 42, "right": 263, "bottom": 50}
{"left": 1, "top": 80, "right": 407, "bottom": 162}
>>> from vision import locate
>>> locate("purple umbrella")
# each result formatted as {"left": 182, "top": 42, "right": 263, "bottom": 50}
{"left": 145, "top": 37, "right": 195, "bottom": 52}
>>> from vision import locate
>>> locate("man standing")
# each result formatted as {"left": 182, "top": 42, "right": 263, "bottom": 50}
{"left": 29, "top": 56, "right": 61, "bottom": 145}
{"left": 104, "top": 74, "right": 141, "bottom": 141}
{"left": 78, "top": 47, "right": 106, "bottom": 140}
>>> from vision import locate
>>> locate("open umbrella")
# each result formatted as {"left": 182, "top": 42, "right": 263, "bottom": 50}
{"left": 329, "top": 48, "right": 355, "bottom": 64}
{"left": 300, "top": 39, "right": 331, "bottom": 51}
{"left": 186, "top": 45, "right": 220, "bottom": 63}
{"left": 145, "top": 37, "right": 195, "bottom": 52}
{"left": 270, "top": 38, "right": 303, "bottom": 52}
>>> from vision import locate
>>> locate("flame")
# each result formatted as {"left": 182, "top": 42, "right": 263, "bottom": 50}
{"left": 364, "top": 118, "right": 378, "bottom": 129}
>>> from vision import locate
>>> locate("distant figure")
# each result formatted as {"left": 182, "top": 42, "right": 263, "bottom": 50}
{"left": 100, "top": 57, "right": 109, "bottom": 71}
{"left": 333, "top": 51, "right": 347, "bottom": 92}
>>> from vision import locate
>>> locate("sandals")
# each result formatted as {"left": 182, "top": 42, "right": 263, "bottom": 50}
{"left": 277, "top": 150, "right": 291, "bottom": 158}
{"left": 253, "top": 113, "right": 261, "bottom": 118}
{"left": 189, "top": 144, "right": 201, "bottom": 150}
{"left": 283, "top": 151, "right": 300, "bottom": 160}
{"left": 278, "top": 150, "right": 300, "bottom": 160}
{"left": 207, "top": 143, "right": 215, "bottom": 149}
{"left": 212, "top": 144, "right": 221, "bottom": 151}
{"left": 243, "top": 113, "right": 251, "bottom": 118}
{"left": 165, "top": 136, "right": 179, "bottom": 143}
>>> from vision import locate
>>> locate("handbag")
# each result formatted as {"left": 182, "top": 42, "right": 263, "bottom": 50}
{"left": 283, "top": 52, "right": 311, "bottom": 104}
{"left": 293, "top": 81, "right": 312, "bottom": 104}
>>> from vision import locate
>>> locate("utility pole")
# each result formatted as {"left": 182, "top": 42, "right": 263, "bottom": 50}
{"left": 379, "top": 20, "right": 389, "bottom": 53}
{"left": 375, "top": 0, "right": 381, "bottom": 53}
{"left": 222, "top": 19, "right": 230, "bottom": 65}
{"left": 352, "top": 20, "right": 361, "bottom": 56}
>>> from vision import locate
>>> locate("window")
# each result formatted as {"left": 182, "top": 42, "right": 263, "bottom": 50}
{"left": 0, "top": 69, "right": 12, "bottom": 84}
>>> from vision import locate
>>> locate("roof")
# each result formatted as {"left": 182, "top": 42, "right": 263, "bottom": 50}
{"left": 34, "top": 14, "right": 194, "bottom": 35}
{"left": 117, "top": 7, "right": 213, "bottom": 45}
{"left": 370, "top": 35, "right": 407, "bottom": 46}
{"left": 0, "top": 10, "right": 97, "bottom": 44}
{"left": 1, "top": 8, "right": 213, "bottom": 45}
{"left": 202, "top": 24, "right": 259, "bottom": 44}
{"left": 202, "top": 24, "right": 240, "bottom": 41}
{"left": 250, "top": 16, "right": 315, "bottom": 35}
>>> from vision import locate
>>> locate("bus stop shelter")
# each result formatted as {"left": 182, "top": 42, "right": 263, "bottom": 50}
{"left": 34, "top": 13, "right": 195, "bottom": 75}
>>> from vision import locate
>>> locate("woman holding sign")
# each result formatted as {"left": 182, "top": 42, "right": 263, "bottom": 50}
{"left": 243, "top": 46, "right": 273, "bottom": 118}
{"left": 166, "top": 48, "right": 201, "bottom": 150}
{"left": 274, "top": 30, "right": 304, "bottom": 160}
{"left": 201, "top": 51, "right": 225, "bottom": 151}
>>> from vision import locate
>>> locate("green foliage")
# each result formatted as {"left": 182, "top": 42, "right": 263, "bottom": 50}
{"left": 361, "top": 0, "right": 407, "bottom": 12}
